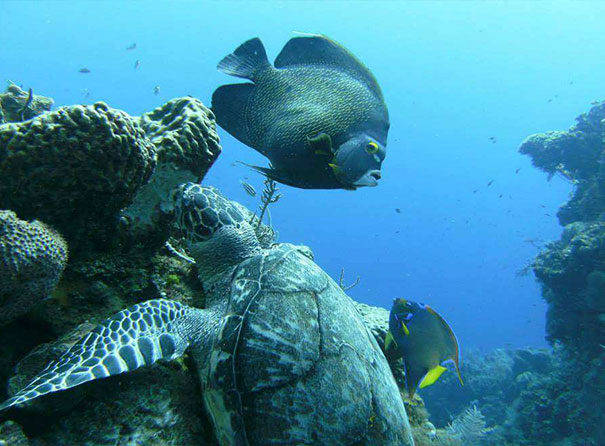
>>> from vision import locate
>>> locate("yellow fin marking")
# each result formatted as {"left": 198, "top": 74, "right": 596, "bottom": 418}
{"left": 401, "top": 321, "right": 410, "bottom": 336}
{"left": 419, "top": 365, "right": 447, "bottom": 389}
{"left": 328, "top": 163, "right": 341, "bottom": 174}
{"left": 385, "top": 331, "right": 397, "bottom": 350}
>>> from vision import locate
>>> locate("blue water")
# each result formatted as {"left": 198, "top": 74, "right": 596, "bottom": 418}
{"left": 2, "top": 1, "right": 603, "bottom": 351}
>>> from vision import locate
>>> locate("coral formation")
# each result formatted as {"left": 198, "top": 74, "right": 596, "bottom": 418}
{"left": 519, "top": 100, "right": 605, "bottom": 225}
{"left": 0, "top": 82, "right": 53, "bottom": 123}
{"left": 0, "top": 102, "right": 156, "bottom": 252}
{"left": 0, "top": 211, "right": 68, "bottom": 326}
{"left": 500, "top": 99, "right": 605, "bottom": 445}
{"left": 122, "top": 97, "right": 221, "bottom": 243}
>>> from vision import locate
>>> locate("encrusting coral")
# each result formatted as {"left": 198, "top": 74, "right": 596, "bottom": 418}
{"left": 0, "top": 211, "right": 68, "bottom": 326}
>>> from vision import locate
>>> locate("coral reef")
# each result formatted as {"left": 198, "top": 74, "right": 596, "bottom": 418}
{"left": 122, "top": 97, "right": 221, "bottom": 244}
{"left": 519, "top": 100, "right": 605, "bottom": 225}
{"left": 0, "top": 82, "right": 53, "bottom": 123}
{"left": 0, "top": 102, "right": 156, "bottom": 252}
{"left": 532, "top": 221, "right": 605, "bottom": 350}
{"left": 486, "top": 99, "right": 605, "bottom": 445}
{"left": 0, "top": 211, "right": 68, "bottom": 326}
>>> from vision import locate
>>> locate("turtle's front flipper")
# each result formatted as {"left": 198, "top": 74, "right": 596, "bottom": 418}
{"left": 0, "top": 299, "right": 208, "bottom": 411}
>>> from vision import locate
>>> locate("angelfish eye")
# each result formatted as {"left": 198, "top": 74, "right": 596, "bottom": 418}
{"left": 365, "top": 141, "right": 379, "bottom": 154}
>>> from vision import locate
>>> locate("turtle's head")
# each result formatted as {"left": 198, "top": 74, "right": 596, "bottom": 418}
{"left": 172, "top": 183, "right": 261, "bottom": 277}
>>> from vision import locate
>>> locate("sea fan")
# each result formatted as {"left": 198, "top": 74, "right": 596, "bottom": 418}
{"left": 433, "top": 405, "right": 492, "bottom": 445}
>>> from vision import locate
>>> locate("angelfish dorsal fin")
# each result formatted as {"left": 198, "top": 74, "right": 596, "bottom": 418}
{"left": 274, "top": 34, "right": 384, "bottom": 100}
{"left": 217, "top": 37, "right": 271, "bottom": 81}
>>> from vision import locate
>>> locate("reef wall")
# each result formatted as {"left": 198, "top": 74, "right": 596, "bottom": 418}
{"left": 516, "top": 101, "right": 605, "bottom": 445}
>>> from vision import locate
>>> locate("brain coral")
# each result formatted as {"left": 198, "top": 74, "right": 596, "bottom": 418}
{"left": 0, "top": 210, "right": 68, "bottom": 326}
{"left": 139, "top": 96, "right": 221, "bottom": 176}
{"left": 0, "top": 102, "right": 157, "bottom": 250}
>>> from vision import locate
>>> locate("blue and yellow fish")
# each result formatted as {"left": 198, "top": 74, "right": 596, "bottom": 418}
{"left": 385, "top": 298, "right": 463, "bottom": 397}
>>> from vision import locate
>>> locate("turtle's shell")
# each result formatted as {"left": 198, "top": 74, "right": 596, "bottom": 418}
{"left": 202, "top": 243, "right": 413, "bottom": 445}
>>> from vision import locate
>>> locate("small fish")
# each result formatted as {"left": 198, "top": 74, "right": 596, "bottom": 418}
{"left": 499, "top": 194, "right": 503, "bottom": 198}
{"left": 212, "top": 34, "right": 389, "bottom": 190}
{"left": 79, "top": 68, "right": 91, "bottom": 74}
{"left": 395, "top": 208, "right": 401, "bottom": 214}
{"left": 472, "top": 189, "right": 478, "bottom": 194}
{"left": 126, "top": 43, "right": 137, "bottom": 51}
{"left": 82, "top": 89, "right": 90, "bottom": 98}
{"left": 18, "top": 88, "right": 33, "bottom": 120}
{"left": 134, "top": 60, "right": 141, "bottom": 70}
{"left": 240, "top": 180, "right": 257, "bottom": 197}
{"left": 153, "top": 86, "right": 160, "bottom": 95}
{"left": 385, "top": 298, "right": 462, "bottom": 396}
{"left": 487, "top": 180, "right": 494, "bottom": 187}
{"left": 515, "top": 168, "right": 521, "bottom": 174}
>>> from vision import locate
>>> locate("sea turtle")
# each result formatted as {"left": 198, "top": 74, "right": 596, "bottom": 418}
{"left": 1, "top": 183, "right": 414, "bottom": 446}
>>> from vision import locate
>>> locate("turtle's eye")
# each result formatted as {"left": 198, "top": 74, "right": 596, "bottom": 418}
{"left": 365, "top": 141, "right": 379, "bottom": 154}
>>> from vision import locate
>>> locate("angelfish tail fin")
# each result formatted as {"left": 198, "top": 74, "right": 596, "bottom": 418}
{"left": 0, "top": 299, "right": 203, "bottom": 411}
{"left": 217, "top": 37, "right": 271, "bottom": 81}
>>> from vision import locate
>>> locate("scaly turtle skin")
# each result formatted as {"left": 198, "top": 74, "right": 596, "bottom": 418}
{"left": 1, "top": 184, "right": 413, "bottom": 446}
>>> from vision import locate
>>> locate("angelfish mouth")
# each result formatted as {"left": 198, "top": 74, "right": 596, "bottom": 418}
{"left": 352, "top": 170, "right": 382, "bottom": 187}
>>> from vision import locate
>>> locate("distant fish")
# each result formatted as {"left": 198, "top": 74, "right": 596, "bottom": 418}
{"left": 488, "top": 136, "right": 497, "bottom": 143}
{"left": 385, "top": 298, "right": 463, "bottom": 396}
{"left": 79, "top": 68, "right": 91, "bottom": 74}
{"left": 395, "top": 208, "right": 401, "bottom": 214}
{"left": 82, "top": 88, "right": 90, "bottom": 98}
{"left": 212, "top": 34, "right": 389, "bottom": 190}
{"left": 240, "top": 180, "right": 257, "bottom": 197}
{"left": 134, "top": 60, "right": 141, "bottom": 70}
{"left": 515, "top": 168, "right": 521, "bottom": 174}
{"left": 126, "top": 43, "right": 137, "bottom": 51}
{"left": 472, "top": 189, "right": 478, "bottom": 194}
{"left": 499, "top": 194, "right": 503, "bottom": 198}
{"left": 153, "top": 85, "right": 160, "bottom": 95}
{"left": 487, "top": 180, "right": 494, "bottom": 187}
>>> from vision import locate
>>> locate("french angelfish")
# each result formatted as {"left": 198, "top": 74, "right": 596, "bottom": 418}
{"left": 211, "top": 33, "right": 390, "bottom": 190}
{"left": 385, "top": 298, "right": 463, "bottom": 397}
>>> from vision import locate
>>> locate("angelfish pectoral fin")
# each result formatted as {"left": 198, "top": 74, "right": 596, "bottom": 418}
{"left": 400, "top": 321, "right": 410, "bottom": 336}
{"left": 307, "top": 132, "right": 333, "bottom": 155}
{"left": 418, "top": 365, "right": 447, "bottom": 389}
